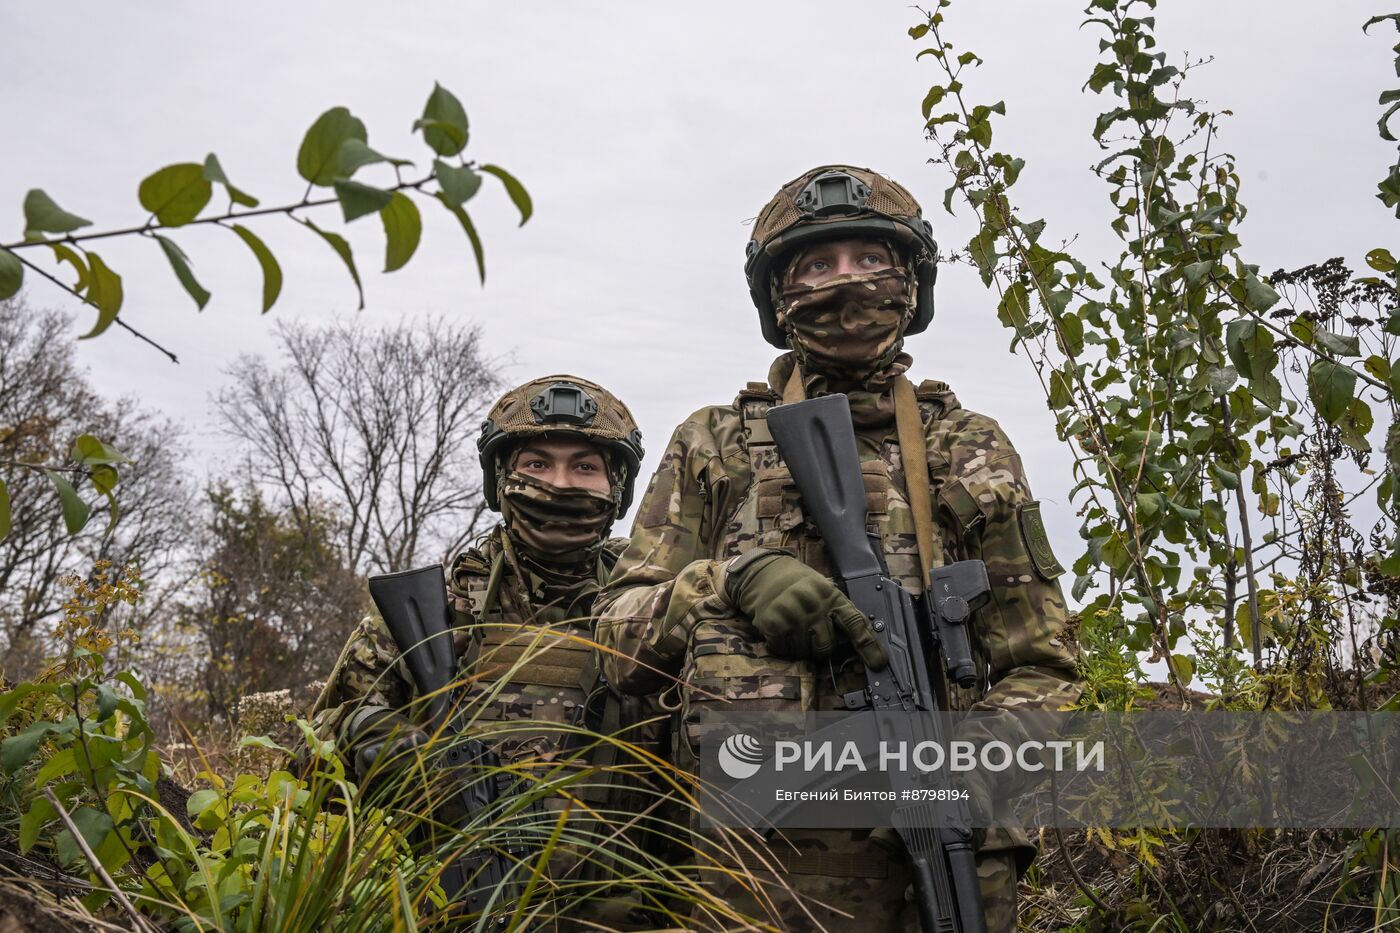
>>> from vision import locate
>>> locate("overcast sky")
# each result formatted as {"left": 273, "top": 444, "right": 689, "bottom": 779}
{"left": 3, "top": 1, "right": 1397, "bottom": 566}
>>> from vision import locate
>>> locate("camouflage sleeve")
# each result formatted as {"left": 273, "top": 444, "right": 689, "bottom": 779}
{"left": 934, "top": 410, "right": 1083, "bottom": 799}
{"left": 595, "top": 413, "right": 731, "bottom": 696}
{"left": 309, "top": 611, "right": 415, "bottom": 744}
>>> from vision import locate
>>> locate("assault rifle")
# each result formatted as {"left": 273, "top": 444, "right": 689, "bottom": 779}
{"left": 767, "top": 393, "right": 989, "bottom": 933}
{"left": 367, "top": 565, "right": 537, "bottom": 921}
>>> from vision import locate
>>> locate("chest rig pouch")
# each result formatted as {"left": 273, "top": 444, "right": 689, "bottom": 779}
{"left": 448, "top": 552, "right": 616, "bottom": 801}
{"left": 679, "top": 384, "right": 978, "bottom": 772}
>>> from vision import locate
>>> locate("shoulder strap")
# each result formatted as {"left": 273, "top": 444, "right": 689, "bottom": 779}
{"left": 782, "top": 363, "right": 805, "bottom": 404}
{"left": 737, "top": 382, "right": 779, "bottom": 448}
{"left": 894, "top": 374, "right": 936, "bottom": 590}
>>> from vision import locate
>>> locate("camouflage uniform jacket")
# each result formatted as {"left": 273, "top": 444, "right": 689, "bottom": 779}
{"left": 312, "top": 526, "right": 638, "bottom": 779}
{"left": 594, "top": 356, "right": 1082, "bottom": 860}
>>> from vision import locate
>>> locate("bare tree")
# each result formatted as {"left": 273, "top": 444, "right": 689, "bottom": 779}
{"left": 0, "top": 297, "right": 195, "bottom": 678}
{"left": 215, "top": 317, "right": 503, "bottom": 574}
{"left": 155, "top": 482, "right": 366, "bottom": 724}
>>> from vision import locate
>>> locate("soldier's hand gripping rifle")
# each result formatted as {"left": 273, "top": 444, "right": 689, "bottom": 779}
{"left": 767, "top": 394, "right": 990, "bottom": 933}
{"left": 367, "top": 565, "right": 538, "bottom": 922}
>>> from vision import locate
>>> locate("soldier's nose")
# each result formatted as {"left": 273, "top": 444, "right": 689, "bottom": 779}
{"left": 834, "top": 255, "right": 861, "bottom": 276}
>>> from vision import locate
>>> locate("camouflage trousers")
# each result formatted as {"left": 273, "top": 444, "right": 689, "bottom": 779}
{"left": 691, "top": 829, "right": 1018, "bottom": 932}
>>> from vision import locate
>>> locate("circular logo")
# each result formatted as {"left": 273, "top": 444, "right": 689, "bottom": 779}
{"left": 718, "top": 732, "right": 767, "bottom": 780}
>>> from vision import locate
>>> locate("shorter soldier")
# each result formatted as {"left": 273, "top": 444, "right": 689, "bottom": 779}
{"left": 312, "top": 374, "right": 656, "bottom": 927}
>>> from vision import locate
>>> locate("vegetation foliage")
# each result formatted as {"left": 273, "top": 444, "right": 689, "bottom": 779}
{"left": 0, "top": 82, "right": 528, "bottom": 555}
{"left": 913, "top": 0, "right": 1400, "bottom": 926}
{"left": 0, "top": 4, "right": 1398, "bottom": 929}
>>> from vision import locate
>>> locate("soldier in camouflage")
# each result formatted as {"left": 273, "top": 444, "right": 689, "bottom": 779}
{"left": 311, "top": 374, "right": 656, "bottom": 928}
{"left": 594, "top": 165, "right": 1083, "bottom": 932}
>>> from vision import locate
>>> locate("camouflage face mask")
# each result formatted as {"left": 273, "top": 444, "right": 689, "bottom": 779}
{"left": 777, "top": 268, "right": 913, "bottom": 379}
{"left": 499, "top": 471, "right": 616, "bottom": 559}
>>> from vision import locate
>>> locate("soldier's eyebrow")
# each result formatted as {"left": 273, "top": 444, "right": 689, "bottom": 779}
{"left": 513, "top": 445, "right": 554, "bottom": 463}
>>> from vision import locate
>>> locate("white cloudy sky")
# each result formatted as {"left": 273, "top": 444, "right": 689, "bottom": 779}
{"left": 2, "top": 1, "right": 1396, "bottom": 565}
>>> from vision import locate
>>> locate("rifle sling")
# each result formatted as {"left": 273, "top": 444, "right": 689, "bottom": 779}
{"left": 895, "top": 374, "right": 955, "bottom": 711}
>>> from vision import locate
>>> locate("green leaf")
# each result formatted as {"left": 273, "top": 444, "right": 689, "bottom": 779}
{"left": 0, "top": 479, "right": 9, "bottom": 542}
{"left": 231, "top": 224, "right": 282, "bottom": 313}
{"left": 115, "top": 672, "right": 147, "bottom": 702}
{"left": 77, "top": 253, "right": 123, "bottom": 340}
{"left": 71, "top": 435, "right": 127, "bottom": 466}
{"left": 436, "top": 194, "right": 485, "bottom": 285}
{"left": 1307, "top": 359, "right": 1358, "bottom": 425}
{"left": 337, "top": 139, "right": 412, "bottom": 176}
{"left": 1056, "top": 312, "right": 1084, "bottom": 356}
{"left": 36, "top": 747, "right": 78, "bottom": 785}
{"left": 1315, "top": 329, "right": 1361, "bottom": 357}
{"left": 1242, "top": 273, "right": 1280, "bottom": 312}
{"left": 1365, "top": 353, "right": 1391, "bottom": 383}
{"left": 1381, "top": 100, "right": 1400, "bottom": 142}
{"left": 301, "top": 218, "right": 364, "bottom": 309}
{"left": 237, "top": 735, "right": 294, "bottom": 755}
{"left": 480, "top": 164, "right": 532, "bottom": 226}
{"left": 186, "top": 789, "right": 220, "bottom": 818}
{"left": 1210, "top": 463, "right": 1240, "bottom": 490}
{"left": 414, "top": 83, "right": 469, "bottom": 157}
{"left": 1380, "top": 166, "right": 1400, "bottom": 215}
{"left": 1226, "top": 318, "right": 1275, "bottom": 382}
{"left": 1086, "top": 62, "right": 1118, "bottom": 93}
{"left": 1341, "top": 397, "right": 1375, "bottom": 452}
{"left": 55, "top": 807, "right": 113, "bottom": 868}
{"left": 1206, "top": 365, "right": 1238, "bottom": 395}
{"left": 333, "top": 180, "right": 393, "bottom": 222}
{"left": 297, "top": 107, "right": 368, "bottom": 187}
{"left": 1182, "top": 259, "right": 1213, "bottom": 289}
{"left": 202, "top": 153, "right": 258, "bottom": 208}
{"left": 967, "top": 228, "right": 997, "bottom": 284}
{"left": 435, "top": 160, "right": 481, "bottom": 206}
{"left": 997, "top": 281, "right": 1030, "bottom": 330}
{"left": 380, "top": 192, "right": 422, "bottom": 272}
{"left": 89, "top": 466, "right": 118, "bottom": 496}
{"left": 48, "top": 244, "right": 87, "bottom": 291}
{"left": 1253, "top": 373, "right": 1283, "bottom": 412}
{"left": 154, "top": 235, "right": 211, "bottom": 310}
{"left": 138, "top": 163, "right": 212, "bottom": 226}
{"left": 1, "top": 721, "right": 56, "bottom": 773}
{"left": 19, "top": 797, "right": 55, "bottom": 853}
{"left": 45, "top": 471, "right": 90, "bottom": 534}
{"left": 23, "top": 190, "right": 91, "bottom": 239}
{"left": 0, "top": 248, "right": 21, "bottom": 300}
{"left": 921, "top": 85, "right": 946, "bottom": 120}
{"left": 1366, "top": 247, "right": 1397, "bottom": 273}
{"left": 1169, "top": 654, "right": 1195, "bottom": 685}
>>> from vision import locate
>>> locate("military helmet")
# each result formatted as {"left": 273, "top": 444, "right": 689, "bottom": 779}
{"left": 478, "top": 375, "right": 645, "bottom": 514}
{"left": 744, "top": 164, "right": 939, "bottom": 348}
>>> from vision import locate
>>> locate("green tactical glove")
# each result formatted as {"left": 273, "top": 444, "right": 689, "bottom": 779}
{"left": 725, "top": 551, "right": 888, "bottom": 668}
{"left": 344, "top": 708, "right": 429, "bottom": 787}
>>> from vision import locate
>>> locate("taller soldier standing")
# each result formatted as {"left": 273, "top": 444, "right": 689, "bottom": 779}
{"left": 594, "top": 165, "right": 1082, "bottom": 932}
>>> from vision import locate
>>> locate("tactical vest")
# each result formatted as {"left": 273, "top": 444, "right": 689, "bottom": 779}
{"left": 678, "top": 381, "right": 992, "bottom": 764}
{"left": 446, "top": 548, "right": 617, "bottom": 785}
{"left": 674, "top": 381, "right": 1047, "bottom": 867}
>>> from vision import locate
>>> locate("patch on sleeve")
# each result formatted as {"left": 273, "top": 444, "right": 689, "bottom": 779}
{"left": 1017, "top": 501, "right": 1064, "bottom": 580}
